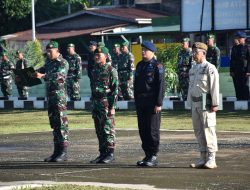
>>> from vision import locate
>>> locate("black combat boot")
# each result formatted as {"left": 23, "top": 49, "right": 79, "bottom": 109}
{"left": 44, "top": 143, "right": 60, "bottom": 162}
{"left": 137, "top": 156, "right": 149, "bottom": 166}
{"left": 53, "top": 144, "right": 68, "bottom": 162}
{"left": 90, "top": 153, "right": 106, "bottom": 164}
{"left": 99, "top": 149, "right": 115, "bottom": 164}
{"left": 144, "top": 155, "right": 158, "bottom": 167}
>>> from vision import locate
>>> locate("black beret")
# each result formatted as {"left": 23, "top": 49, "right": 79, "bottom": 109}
{"left": 141, "top": 41, "right": 156, "bottom": 52}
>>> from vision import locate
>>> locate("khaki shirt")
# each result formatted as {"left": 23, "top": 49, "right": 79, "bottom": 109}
{"left": 187, "top": 60, "right": 219, "bottom": 107}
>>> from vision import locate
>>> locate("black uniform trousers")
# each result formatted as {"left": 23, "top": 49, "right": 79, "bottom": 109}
{"left": 232, "top": 72, "right": 249, "bottom": 100}
{"left": 136, "top": 106, "right": 161, "bottom": 156}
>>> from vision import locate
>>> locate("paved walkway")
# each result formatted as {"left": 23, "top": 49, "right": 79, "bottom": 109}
{"left": 0, "top": 130, "right": 250, "bottom": 190}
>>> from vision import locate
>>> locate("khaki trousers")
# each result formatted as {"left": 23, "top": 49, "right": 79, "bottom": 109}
{"left": 191, "top": 102, "right": 218, "bottom": 152}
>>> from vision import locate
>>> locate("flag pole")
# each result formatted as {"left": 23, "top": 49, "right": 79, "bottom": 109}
{"left": 32, "top": 0, "right": 36, "bottom": 40}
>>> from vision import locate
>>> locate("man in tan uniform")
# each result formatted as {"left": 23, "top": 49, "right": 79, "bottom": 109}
{"left": 187, "top": 42, "right": 219, "bottom": 169}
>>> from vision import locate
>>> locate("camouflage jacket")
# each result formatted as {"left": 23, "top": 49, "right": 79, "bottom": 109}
{"left": 176, "top": 48, "right": 192, "bottom": 76}
{"left": 206, "top": 46, "right": 220, "bottom": 68}
{"left": 0, "top": 60, "right": 15, "bottom": 79}
{"left": 38, "top": 55, "right": 69, "bottom": 100}
{"left": 91, "top": 62, "right": 118, "bottom": 109}
{"left": 118, "top": 52, "right": 135, "bottom": 75}
{"left": 65, "top": 53, "right": 82, "bottom": 80}
{"left": 111, "top": 52, "right": 122, "bottom": 70}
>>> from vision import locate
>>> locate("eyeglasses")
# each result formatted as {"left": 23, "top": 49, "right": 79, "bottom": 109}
{"left": 192, "top": 50, "right": 204, "bottom": 55}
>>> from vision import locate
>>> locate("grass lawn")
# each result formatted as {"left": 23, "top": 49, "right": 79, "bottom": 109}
{"left": 0, "top": 110, "right": 249, "bottom": 134}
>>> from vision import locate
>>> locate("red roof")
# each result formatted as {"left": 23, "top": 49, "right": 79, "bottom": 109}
{"left": 2, "top": 7, "right": 167, "bottom": 41}
{"left": 3, "top": 24, "right": 128, "bottom": 41}
{"left": 89, "top": 7, "right": 166, "bottom": 21}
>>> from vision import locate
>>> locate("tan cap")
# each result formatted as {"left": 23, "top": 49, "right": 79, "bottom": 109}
{"left": 192, "top": 42, "right": 207, "bottom": 52}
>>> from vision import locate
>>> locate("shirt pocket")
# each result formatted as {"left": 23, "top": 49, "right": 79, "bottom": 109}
{"left": 146, "top": 72, "right": 154, "bottom": 84}
{"left": 198, "top": 73, "right": 208, "bottom": 87}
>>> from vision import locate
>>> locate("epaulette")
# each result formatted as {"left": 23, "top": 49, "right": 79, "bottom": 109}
{"left": 156, "top": 62, "right": 164, "bottom": 73}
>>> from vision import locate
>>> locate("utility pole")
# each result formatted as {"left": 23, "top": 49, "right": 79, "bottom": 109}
{"left": 68, "top": 2, "right": 71, "bottom": 15}
{"left": 31, "top": 0, "right": 36, "bottom": 40}
{"left": 200, "top": 0, "right": 205, "bottom": 41}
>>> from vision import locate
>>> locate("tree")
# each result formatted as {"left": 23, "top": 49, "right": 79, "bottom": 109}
{"left": 0, "top": 0, "right": 32, "bottom": 36}
{"left": 1, "top": 0, "right": 31, "bottom": 18}
{"left": 0, "top": 0, "right": 114, "bottom": 36}
{"left": 1, "top": 40, "right": 45, "bottom": 69}
{"left": 24, "top": 40, "right": 45, "bottom": 69}
{"left": 156, "top": 43, "right": 181, "bottom": 95}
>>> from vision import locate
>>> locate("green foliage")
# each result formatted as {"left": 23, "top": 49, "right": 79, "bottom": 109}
{"left": 156, "top": 43, "right": 181, "bottom": 95}
{"left": 2, "top": 0, "right": 31, "bottom": 18}
{"left": 0, "top": 110, "right": 250, "bottom": 134}
{"left": 1, "top": 42, "right": 21, "bottom": 63}
{"left": 0, "top": 0, "right": 31, "bottom": 36}
{"left": 0, "top": 0, "right": 114, "bottom": 36}
{"left": 1, "top": 40, "right": 44, "bottom": 69}
{"left": 24, "top": 40, "right": 45, "bottom": 69}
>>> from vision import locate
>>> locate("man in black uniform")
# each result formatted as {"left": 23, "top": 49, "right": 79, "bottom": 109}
{"left": 15, "top": 50, "right": 29, "bottom": 98}
{"left": 87, "top": 41, "right": 97, "bottom": 80}
{"left": 230, "top": 31, "right": 250, "bottom": 100}
{"left": 134, "top": 41, "right": 165, "bottom": 167}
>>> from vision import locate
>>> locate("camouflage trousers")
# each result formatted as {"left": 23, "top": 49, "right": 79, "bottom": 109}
{"left": 1, "top": 78, "right": 12, "bottom": 98}
{"left": 92, "top": 98, "right": 116, "bottom": 153}
{"left": 16, "top": 82, "right": 28, "bottom": 98}
{"left": 48, "top": 96, "right": 69, "bottom": 146}
{"left": 118, "top": 73, "right": 134, "bottom": 100}
{"left": 67, "top": 78, "right": 81, "bottom": 101}
{"left": 178, "top": 76, "right": 189, "bottom": 101}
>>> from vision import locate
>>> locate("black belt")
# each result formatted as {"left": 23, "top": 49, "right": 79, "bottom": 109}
{"left": 192, "top": 96, "right": 202, "bottom": 102}
{"left": 137, "top": 92, "right": 155, "bottom": 98}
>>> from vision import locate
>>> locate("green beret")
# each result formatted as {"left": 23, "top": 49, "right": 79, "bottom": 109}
{"left": 207, "top": 34, "right": 215, "bottom": 39}
{"left": 192, "top": 42, "right": 208, "bottom": 52}
{"left": 113, "top": 43, "right": 120, "bottom": 48}
{"left": 46, "top": 41, "right": 59, "bottom": 49}
{"left": 94, "top": 47, "right": 109, "bottom": 54}
{"left": 67, "top": 43, "right": 75, "bottom": 48}
{"left": 182, "top": 38, "right": 190, "bottom": 42}
{"left": 98, "top": 42, "right": 105, "bottom": 48}
{"left": 122, "top": 41, "right": 129, "bottom": 46}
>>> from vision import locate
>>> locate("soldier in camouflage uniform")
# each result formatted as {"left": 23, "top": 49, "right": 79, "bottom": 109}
{"left": 119, "top": 41, "right": 135, "bottom": 100}
{"left": 0, "top": 52, "right": 15, "bottom": 98}
{"left": 206, "top": 34, "right": 220, "bottom": 69}
{"left": 65, "top": 43, "right": 82, "bottom": 101}
{"left": 111, "top": 43, "right": 122, "bottom": 70}
{"left": 90, "top": 46, "right": 118, "bottom": 164}
{"left": 15, "top": 51, "right": 29, "bottom": 98}
{"left": 112, "top": 43, "right": 122, "bottom": 98}
{"left": 34, "top": 41, "right": 69, "bottom": 162}
{"left": 176, "top": 38, "right": 193, "bottom": 101}
{"left": 98, "top": 41, "right": 112, "bottom": 65}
